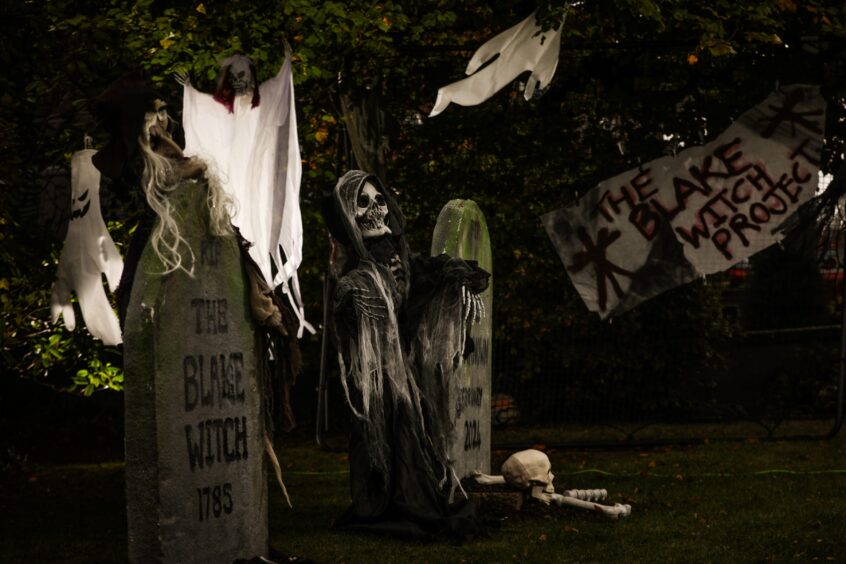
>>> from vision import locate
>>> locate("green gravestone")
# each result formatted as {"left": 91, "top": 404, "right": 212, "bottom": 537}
{"left": 124, "top": 181, "right": 267, "bottom": 563}
{"left": 430, "top": 199, "right": 492, "bottom": 478}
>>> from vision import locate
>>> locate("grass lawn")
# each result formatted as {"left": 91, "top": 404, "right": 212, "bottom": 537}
{"left": 2, "top": 422, "right": 844, "bottom": 563}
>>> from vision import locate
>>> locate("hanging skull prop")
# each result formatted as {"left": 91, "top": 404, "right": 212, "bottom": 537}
{"left": 214, "top": 54, "right": 260, "bottom": 112}
{"left": 475, "top": 449, "right": 632, "bottom": 519}
{"left": 356, "top": 181, "right": 391, "bottom": 238}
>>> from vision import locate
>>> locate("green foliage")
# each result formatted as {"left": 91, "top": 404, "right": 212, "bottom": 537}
{"left": 2, "top": 0, "right": 846, "bottom": 400}
{"left": 72, "top": 358, "right": 124, "bottom": 396}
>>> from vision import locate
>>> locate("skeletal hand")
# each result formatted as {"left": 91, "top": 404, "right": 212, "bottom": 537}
{"left": 352, "top": 287, "right": 387, "bottom": 322}
{"left": 462, "top": 285, "right": 485, "bottom": 326}
{"left": 174, "top": 70, "right": 191, "bottom": 86}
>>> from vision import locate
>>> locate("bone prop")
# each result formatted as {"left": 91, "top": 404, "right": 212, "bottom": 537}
{"left": 473, "top": 470, "right": 507, "bottom": 485}
{"left": 550, "top": 493, "right": 631, "bottom": 519}
{"left": 563, "top": 488, "right": 607, "bottom": 502}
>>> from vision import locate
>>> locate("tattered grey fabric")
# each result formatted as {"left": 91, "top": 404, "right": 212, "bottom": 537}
{"left": 407, "top": 257, "right": 483, "bottom": 498}
{"left": 330, "top": 171, "right": 434, "bottom": 486}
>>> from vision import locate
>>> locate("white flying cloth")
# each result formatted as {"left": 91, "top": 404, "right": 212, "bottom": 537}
{"left": 183, "top": 52, "right": 313, "bottom": 336}
{"left": 429, "top": 10, "right": 565, "bottom": 117}
{"left": 50, "top": 149, "right": 123, "bottom": 345}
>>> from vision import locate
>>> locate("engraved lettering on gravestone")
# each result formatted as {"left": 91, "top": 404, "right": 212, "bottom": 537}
{"left": 455, "top": 387, "right": 483, "bottom": 419}
{"left": 183, "top": 352, "right": 245, "bottom": 411}
{"left": 200, "top": 237, "right": 221, "bottom": 266}
{"left": 466, "top": 338, "right": 489, "bottom": 366}
{"left": 190, "top": 298, "right": 229, "bottom": 334}
{"left": 184, "top": 416, "right": 248, "bottom": 471}
{"left": 197, "top": 482, "right": 233, "bottom": 521}
{"left": 463, "top": 419, "right": 481, "bottom": 451}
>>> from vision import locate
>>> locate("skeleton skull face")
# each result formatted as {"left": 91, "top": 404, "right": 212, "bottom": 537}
{"left": 501, "top": 449, "right": 555, "bottom": 495}
{"left": 355, "top": 182, "right": 391, "bottom": 238}
{"left": 224, "top": 55, "right": 255, "bottom": 95}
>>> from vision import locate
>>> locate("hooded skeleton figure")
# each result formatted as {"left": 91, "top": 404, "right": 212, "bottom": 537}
{"left": 324, "top": 170, "right": 489, "bottom": 540}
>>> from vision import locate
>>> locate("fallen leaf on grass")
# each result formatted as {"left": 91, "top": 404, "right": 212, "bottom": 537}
{"left": 563, "top": 524, "right": 580, "bottom": 533}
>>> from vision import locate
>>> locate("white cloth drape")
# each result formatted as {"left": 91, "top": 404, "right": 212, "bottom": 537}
{"left": 429, "top": 11, "right": 565, "bottom": 117}
{"left": 183, "top": 53, "right": 312, "bottom": 335}
{"left": 50, "top": 149, "right": 123, "bottom": 345}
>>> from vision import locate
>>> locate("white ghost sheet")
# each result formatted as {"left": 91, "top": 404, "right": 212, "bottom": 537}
{"left": 50, "top": 149, "right": 123, "bottom": 345}
{"left": 429, "top": 10, "right": 566, "bottom": 117}
{"left": 182, "top": 53, "right": 312, "bottom": 335}
{"left": 543, "top": 84, "right": 826, "bottom": 319}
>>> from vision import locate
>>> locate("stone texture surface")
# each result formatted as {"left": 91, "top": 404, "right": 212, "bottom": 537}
{"left": 124, "top": 180, "right": 267, "bottom": 563}
{"left": 430, "top": 199, "right": 492, "bottom": 477}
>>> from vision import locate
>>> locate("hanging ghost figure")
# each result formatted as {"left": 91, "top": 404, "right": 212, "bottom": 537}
{"left": 429, "top": 9, "right": 568, "bottom": 117}
{"left": 323, "top": 170, "right": 488, "bottom": 541}
{"left": 181, "top": 49, "right": 313, "bottom": 336}
{"left": 50, "top": 149, "right": 124, "bottom": 345}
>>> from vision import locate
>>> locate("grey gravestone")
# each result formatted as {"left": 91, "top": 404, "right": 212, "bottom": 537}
{"left": 124, "top": 181, "right": 267, "bottom": 563}
{"left": 430, "top": 199, "right": 492, "bottom": 477}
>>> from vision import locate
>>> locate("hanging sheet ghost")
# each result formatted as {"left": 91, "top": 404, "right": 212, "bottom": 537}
{"left": 50, "top": 149, "right": 123, "bottom": 345}
{"left": 542, "top": 84, "right": 826, "bottom": 318}
{"left": 182, "top": 52, "right": 311, "bottom": 335}
{"left": 429, "top": 10, "right": 566, "bottom": 117}
{"left": 323, "top": 171, "right": 488, "bottom": 541}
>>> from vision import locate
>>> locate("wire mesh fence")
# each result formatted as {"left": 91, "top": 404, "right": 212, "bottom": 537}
{"left": 491, "top": 228, "right": 845, "bottom": 444}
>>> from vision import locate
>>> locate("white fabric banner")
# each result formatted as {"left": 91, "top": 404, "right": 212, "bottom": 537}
{"left": 543, "top": 85, "right": 826, "bottom": 318}
{"left": 429, "top": 10, "right": 565, "bottom": 117}
{"left": 183, "top": 53, "right": 312, "bottom": 335}
{"left": 50, "top": 149, "right": 124, "bottom": 345}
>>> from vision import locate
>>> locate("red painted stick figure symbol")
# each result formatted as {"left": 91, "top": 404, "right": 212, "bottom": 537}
{"left": 569, "top": 226, "right": 634, "bottom": 312}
